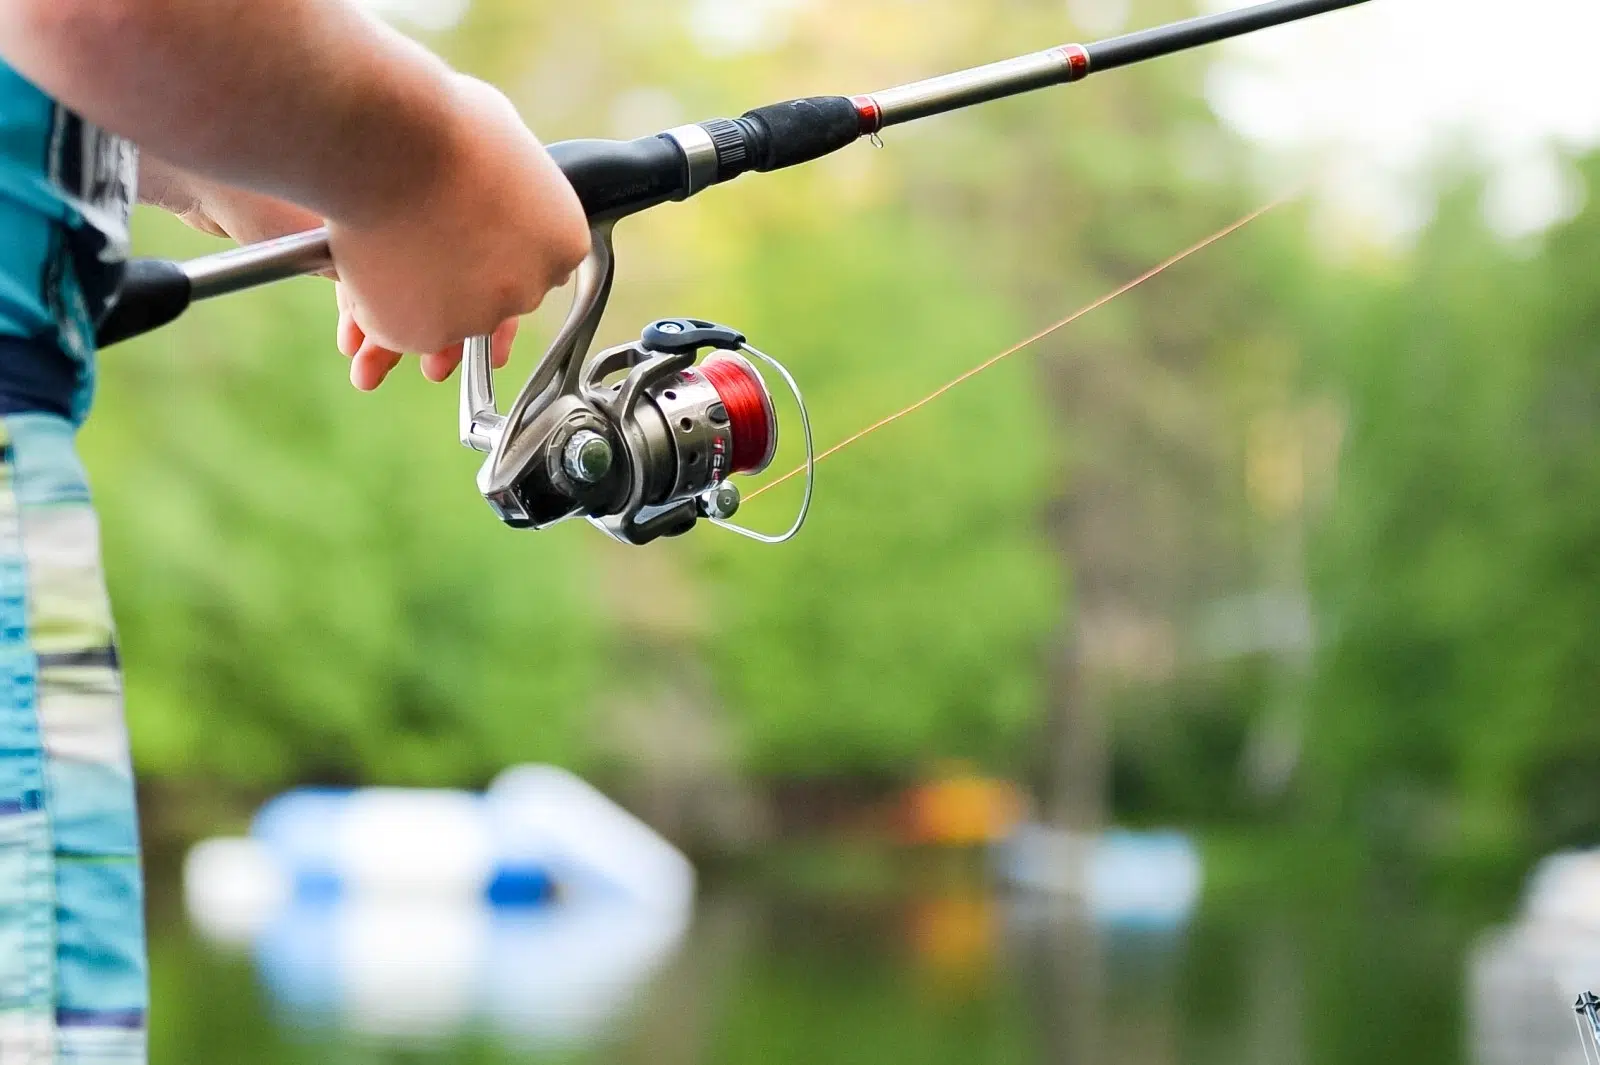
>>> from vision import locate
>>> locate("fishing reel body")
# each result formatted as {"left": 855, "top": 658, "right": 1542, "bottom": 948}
{"left": 459, "top": 227, "right": 812, "bottom": 546}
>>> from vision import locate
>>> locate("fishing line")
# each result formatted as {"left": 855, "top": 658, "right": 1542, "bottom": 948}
{"left": 745, "top": 195, "right": 1290, "bottom": 503}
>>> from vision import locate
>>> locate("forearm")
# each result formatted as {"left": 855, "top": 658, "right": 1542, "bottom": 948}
{"left": 0, "top": 0, "right": 462, "bottom": 227}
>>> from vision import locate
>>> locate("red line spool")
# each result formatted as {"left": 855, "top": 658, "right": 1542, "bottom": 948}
{"left": 700, "top": 353, "right": 778, "bottom": 476}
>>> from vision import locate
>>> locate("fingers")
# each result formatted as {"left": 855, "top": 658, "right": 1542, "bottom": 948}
{"left": 338, "top": 284, "right": 398, "bottom": 391}
{"left": 493, "top": 317, "right": 520, "bottom": 370}
{"left": 417, "top": 317, "right": 520, "bottom": 383}
{"left": 336, "top": 285, "right": 520, "bottom": 391}
{"left": 420, "top": 344, "right": 463, "bottom": 384}
{"left": 350, "top": 341, "right": 404, "bottom": 392}
{"left": 336, "top": 284, "right": 364, "bottom": 357}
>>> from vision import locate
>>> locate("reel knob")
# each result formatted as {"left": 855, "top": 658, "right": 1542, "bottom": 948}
{"left": 699, "top": 482, "right": 741, "bottom": 520}
{"left": 562, "top": 429, "right": 615, "bottom": 485}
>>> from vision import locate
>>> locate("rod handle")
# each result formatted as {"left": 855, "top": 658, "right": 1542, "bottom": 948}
{"left": 737, "top": 96, "right": 863, "bottom": 172}
{"left": 96, "top": 228, "right": 333, "bottom": 349}
{"left": 95, "top": 259, "right": 193, "bottom": 349}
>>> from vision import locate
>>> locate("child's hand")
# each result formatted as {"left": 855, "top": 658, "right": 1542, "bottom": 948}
{"left": 323, "top": 75, "right": 589, "bottom": 389}
{"left": 139, "top": 155, "right": 527, "bottom": 389}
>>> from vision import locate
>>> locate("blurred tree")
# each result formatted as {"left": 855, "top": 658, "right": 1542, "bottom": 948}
{"left": 1299, "top": 154, "right": 1600, "bottom": 866}
{"left": 826, "top": 0, "right": 1318, "bottom": 824}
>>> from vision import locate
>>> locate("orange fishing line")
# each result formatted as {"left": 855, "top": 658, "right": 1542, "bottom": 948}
{"left": 746, "top": 197, "right": 1289, "bottom": 503}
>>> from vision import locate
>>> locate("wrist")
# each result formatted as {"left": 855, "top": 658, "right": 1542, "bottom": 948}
{"left": 137, "top": 156, "right": 200, "bottom": 214}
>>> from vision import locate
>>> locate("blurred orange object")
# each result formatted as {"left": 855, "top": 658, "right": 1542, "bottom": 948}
{"left": 906, "top": 893, "right": 997, "bottom": 985}
{"left": 901, "top": 764, "right": 1026, "bottom": 846}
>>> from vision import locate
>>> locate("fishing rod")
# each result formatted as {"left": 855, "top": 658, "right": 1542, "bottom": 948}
{"left": 98, "top": 0, "right": 1373, "bottom": 546}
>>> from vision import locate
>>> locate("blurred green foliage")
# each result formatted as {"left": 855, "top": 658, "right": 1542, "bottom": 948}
{"left": 75, "top": 0, "right": 1600, "bottom": 872}
{"left": 1298, "top": 158, "right": 1600, "bottom": 867}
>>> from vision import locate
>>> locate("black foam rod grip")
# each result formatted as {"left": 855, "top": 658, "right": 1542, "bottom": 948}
{"left": 739, "top": 96, "right": 863, "bottom": 172}
{"left": 549, "top": 135, "right": 690, "bottom": 222}
{"left": 95, "top": 258, "right": 193, "bottom": 349}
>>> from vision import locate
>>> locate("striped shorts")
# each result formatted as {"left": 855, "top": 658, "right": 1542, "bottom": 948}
{"left": 0, "top": 413, "right": 145, "bottom": 1064}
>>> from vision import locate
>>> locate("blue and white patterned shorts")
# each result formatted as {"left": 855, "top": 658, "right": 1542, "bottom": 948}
{"left": 0, "top": 412, "right": 145, "bottom": 1064}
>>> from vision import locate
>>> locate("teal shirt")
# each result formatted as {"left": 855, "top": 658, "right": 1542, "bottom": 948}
{"left": 0, "top": 63, "right": 137, "bottom": 423}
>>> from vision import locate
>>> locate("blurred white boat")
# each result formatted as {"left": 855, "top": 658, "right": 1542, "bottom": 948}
{"left": 1469, "top": 848, "right": 1600, "bottom": 1065}
{"left": 992, "top": 825, "right": 1202, "bottom": 930}
{"left": 1522, "top": 850, "right": 1600, "bottom": 931}
{"left": 183, "top": 765, "right": 694, "bottom": 1048}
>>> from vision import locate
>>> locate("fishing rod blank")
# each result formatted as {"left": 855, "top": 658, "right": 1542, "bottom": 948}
{"left": 853, "top": 0, "right": 1368, "bottom": 131}
{"left": 1086, "top": 0, "right": 1367, "bottom": 72}
{"left": 97, "top": 0, "right": 1373, "bottom": 348}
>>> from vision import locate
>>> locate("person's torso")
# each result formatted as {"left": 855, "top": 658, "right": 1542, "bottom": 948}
{"left": 0, "top": 62, "right": 138, "bottom": 422}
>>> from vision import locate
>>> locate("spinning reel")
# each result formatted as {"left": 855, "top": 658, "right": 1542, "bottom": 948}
{"left": 458, "top": 226, "right": 813, "bottom": 546}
